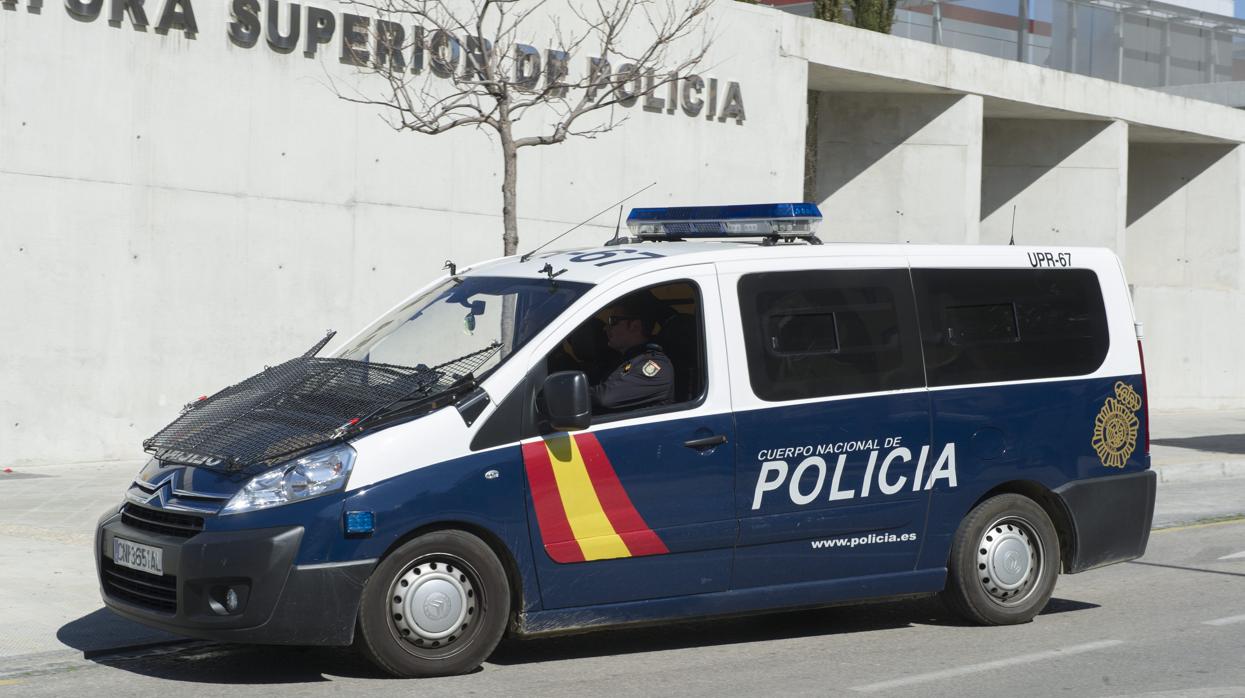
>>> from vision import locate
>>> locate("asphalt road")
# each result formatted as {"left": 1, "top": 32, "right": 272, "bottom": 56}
{"left": 2, "top": 516, "right": 1243, "bottom": 697}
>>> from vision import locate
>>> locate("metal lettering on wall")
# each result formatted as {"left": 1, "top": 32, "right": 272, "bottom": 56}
{"left": 60, "top": 0, "right": 197, "bottom": 34}
{"left": 1, "top": 0, "right": 745, "bottom": 125}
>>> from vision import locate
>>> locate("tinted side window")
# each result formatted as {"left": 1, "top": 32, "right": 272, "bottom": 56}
{"left": 912, "top": 268, "right": 1109, "bottom": 386}
{"left": 738, "top": 270, "right": 925, "bottom": 401}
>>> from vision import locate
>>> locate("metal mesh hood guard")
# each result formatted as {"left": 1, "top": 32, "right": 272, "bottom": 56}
{"left": 143, "top": 344, "right": 500, "bottom": 472}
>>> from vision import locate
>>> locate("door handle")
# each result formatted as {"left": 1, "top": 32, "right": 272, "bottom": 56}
{"left": 684, "top": 434, "right": 728, "bottom": 450}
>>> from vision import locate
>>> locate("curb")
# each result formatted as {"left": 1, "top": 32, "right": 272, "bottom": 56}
{"left": 1152, "top": 514, "right": 1245, "bottom": 531}
{"left": 1152, "top": 457, "right": 1245, "bottom": 484}
{"left": 82, "top": 638, "right": 198, "bottom": 661}
{"left": 0, "top": 648, "right": 95, "bottom": 682}
{"left": 0, "top": 640, "right": 205, "bottom": 680}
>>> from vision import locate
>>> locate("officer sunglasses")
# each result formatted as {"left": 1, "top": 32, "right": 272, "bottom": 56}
{"left": 604, "top": 315, "right": 636, "bottom": 328}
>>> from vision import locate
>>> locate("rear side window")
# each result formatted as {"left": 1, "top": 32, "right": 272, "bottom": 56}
{"left": 738, "top": 269, "right": 925, "bottom": 401}
{"left": 912, "top": 268, "right": 1109, "bottom": 386}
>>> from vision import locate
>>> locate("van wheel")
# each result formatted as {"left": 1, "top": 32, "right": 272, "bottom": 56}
{"left": 941, "top": 494, "right": 1060, "bottom": 626}
{"left": 356, "top": 530, "right": 510, "bottom": 677}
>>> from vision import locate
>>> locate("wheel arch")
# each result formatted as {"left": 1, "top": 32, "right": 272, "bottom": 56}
{"left": 971, "top": 480, "right": 1078, "bottom": 574}
{"left": 377, "top": 520, "right": 529, "bottom": 634}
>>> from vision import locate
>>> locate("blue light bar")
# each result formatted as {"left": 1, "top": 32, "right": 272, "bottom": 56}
{"left": 626, "top": 203, "right": 823, "bottom": 239}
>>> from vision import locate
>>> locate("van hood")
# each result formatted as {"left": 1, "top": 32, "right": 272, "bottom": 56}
{"left": 143, "top": 344, "right": 499, "bottom": 475}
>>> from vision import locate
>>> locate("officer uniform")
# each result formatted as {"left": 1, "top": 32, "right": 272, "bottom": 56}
{"left": 591, "top": 342, "right": 675, "bottom": 412}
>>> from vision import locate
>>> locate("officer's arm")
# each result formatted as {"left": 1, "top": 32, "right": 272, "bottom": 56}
{"left": 592, "top": 367, "right": 672, "bottom": 411}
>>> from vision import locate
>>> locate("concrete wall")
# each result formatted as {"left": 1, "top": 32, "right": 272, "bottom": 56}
{"left": 794, "top": 19, "right": 1245, "bottom": 143}
{"left": 980, "top": 119, "right": 1128, "bottom": 250}
{"left": 5, "top": 1, "right": 1245, "bottom": 466}
{"left": 812, "top": 92, "right": 983, "bottom": 244}
{"left": 0, "top": 1, "right": 806, "bottom": 466}
{"left": 1128, "top": 143, "right": 1245, "bottom": 409}
{"left": 1159, "top": 81, "right": 1245, "bottom": 108}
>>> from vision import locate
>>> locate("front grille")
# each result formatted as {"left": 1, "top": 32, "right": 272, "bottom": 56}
{"left": 101, "top": 558, "right": 178, "bottom": 613}
{"left": 121, "top": 503, "right": 205, "bottom": 538}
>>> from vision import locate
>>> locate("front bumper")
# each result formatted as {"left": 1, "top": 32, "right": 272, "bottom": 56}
{"left": 1055, "top": 469, "right": 1157, "bottom": 574}
{"left": 95, "top": 507, "right": 373, "bottom": 646}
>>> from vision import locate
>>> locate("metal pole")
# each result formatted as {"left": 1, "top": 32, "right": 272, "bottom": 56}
{"left": 1115, "top": 9, "right": 1125, "bottom": 82}
{"left": 1159, "top": 20, "right": 1170, "bottom": 87}
{"left": 932, "top": 0, "right": 943, "bottom": 46}
{"left": 1018, "top": 0, "right": 1030, "bottom": 63}
{"left": 1209, "top": 30, "right": 1220, "bottom": 82}
{"left": 1068, "top": 0, "right": 1079, "bottom": 73}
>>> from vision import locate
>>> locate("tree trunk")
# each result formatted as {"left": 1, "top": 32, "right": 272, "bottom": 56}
{"left": 498, "top": 119, "right": 519, "bottom": 358}
{"left": 500, "top": 123, "right": 519, "bottom": 257}
{"left": 803, "top": 90, "right": 819, "bottom": 203}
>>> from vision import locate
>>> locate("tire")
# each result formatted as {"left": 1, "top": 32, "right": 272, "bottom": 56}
{"left": 355, "top": 530, "right": 510, "bottom": 678}
{"left": 940, "top": 493, "right": 1061, "bottom": 626}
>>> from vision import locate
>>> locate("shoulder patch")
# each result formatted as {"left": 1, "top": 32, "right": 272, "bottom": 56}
{"left": 641, "top": 360, "right": 661, "bottom": 377}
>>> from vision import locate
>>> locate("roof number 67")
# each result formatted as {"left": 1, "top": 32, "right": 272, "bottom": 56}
{"left": 568, "top": 249, "right": 666, "bottom": 267}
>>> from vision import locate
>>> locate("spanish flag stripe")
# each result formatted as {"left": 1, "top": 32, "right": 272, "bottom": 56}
{"left": 521, "top": 441, "right": 584, "bottom": 563}
{"left": 545, "top": 436, "right": 632, "bottom": 560}
{"left": 575, "top": 433, "right": 670, "bottom": 556}
{"left": 544, "top": 540, "right": 587, "bottom": 563}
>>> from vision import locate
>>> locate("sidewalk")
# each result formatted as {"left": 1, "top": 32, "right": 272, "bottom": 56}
{"left": 1, "top": 408, "right": 1242, "bottom": 664}
{"left": 1149, "top": 409, "right": 1245, "bottom": 483}
{"left": 0, "top": 459, "right": 178, "bottom": 664}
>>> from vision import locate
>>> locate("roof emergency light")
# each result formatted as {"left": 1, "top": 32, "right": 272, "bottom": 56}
{"left": 625, "top": 203, "right": 823, "bottom": 242}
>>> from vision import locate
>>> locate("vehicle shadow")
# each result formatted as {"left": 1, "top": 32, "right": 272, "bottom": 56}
{"left": 72, "top": 595, "right": 1098, "bottom": 684}
{"left": 96, "top": 643, "right": 389, "bottom": 684}
{"left": 492, "top": 596, "right": 947, "bottom": 667}
{"left": 56, "top": 607, "right": 186, "bottom": 656}
{"left": 490, "top": 595, "right": 1099, "bottom": 663}
{"left": 1152, "top": 434, "right": 1245, "bottom": 455}
{"left": 56, "top": 608, "right": 388, "bottom": 683}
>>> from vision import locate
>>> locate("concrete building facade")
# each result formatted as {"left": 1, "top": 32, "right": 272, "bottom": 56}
{"left": 1, "top": 0, "right": 1243, "bottom": 466}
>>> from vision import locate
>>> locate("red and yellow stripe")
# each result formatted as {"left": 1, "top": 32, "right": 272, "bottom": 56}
{"left": 523, "top": 432, "right": 668, "bottom": 563}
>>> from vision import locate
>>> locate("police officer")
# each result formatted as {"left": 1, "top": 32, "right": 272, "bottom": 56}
{"left": 591, "top": 296, "right": 675, "bottom": 412}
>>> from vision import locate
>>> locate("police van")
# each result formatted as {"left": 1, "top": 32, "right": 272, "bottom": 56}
{"left": 96, "top": 203, "right": 1156, "bottom": 677}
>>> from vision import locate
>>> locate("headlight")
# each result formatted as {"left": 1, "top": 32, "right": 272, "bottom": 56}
{"left": 222, "top": 444, "right": 356, "bottom": 515}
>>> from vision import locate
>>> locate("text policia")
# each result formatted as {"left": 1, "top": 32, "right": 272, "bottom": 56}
{"left": 751, "top": 438, "right": 958, "bottom": 510}
{"left": 229, "top": 1, "right": 747, "bottom": 124}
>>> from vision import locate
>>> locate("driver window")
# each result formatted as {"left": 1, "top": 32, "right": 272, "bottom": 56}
{"left": 544, "top": 280, "right": 706, "bottom": 420}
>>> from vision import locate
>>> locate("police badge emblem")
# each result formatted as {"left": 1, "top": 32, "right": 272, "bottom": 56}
{"left": 641, "top": 360, "right": 661, "bottom": 377}
{"left": 1092, "top": 381, "right": 1143, "bottom": 468}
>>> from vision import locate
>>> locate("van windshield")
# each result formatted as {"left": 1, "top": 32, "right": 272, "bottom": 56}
{"left": 336, "top": 276, "right": 592, "bottom": 379}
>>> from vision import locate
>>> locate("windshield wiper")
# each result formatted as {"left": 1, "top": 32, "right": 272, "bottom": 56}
{"left": 337, "top": 342, "right": 502, "bottom": 438}
{"left": 302, "top": 330, "right": 337, "bottom": 358}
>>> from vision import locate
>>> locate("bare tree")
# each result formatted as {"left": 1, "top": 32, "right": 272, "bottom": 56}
{"left": 334, "top": 0, "right": 715, "bottom": 256}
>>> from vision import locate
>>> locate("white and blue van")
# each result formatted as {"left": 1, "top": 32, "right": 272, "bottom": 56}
{"left": 96, "top": 204, "right": 1156, "bottom": 677}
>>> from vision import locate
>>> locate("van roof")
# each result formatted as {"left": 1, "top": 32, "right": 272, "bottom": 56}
{"left": 462, "top": 240, "right": 1120, "bottom": 285}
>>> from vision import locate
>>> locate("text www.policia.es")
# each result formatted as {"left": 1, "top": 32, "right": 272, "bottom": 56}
{"left": 810, "top": 532, "right": 918, "bottom": 549}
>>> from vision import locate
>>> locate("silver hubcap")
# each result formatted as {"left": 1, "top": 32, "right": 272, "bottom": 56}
{"left": 976, "top": 517, "right": 1042, "bottom": 605}
{"left": 389, "top": 559, "right": 476, "bottom": 648}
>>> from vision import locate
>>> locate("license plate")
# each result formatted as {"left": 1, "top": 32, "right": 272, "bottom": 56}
{"left": 112, "top": 537, "right": 163, "bottom": 576}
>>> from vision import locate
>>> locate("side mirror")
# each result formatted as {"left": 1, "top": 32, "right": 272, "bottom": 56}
{"left": 540, "top": 371, "right": 591, "bottom": 432}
